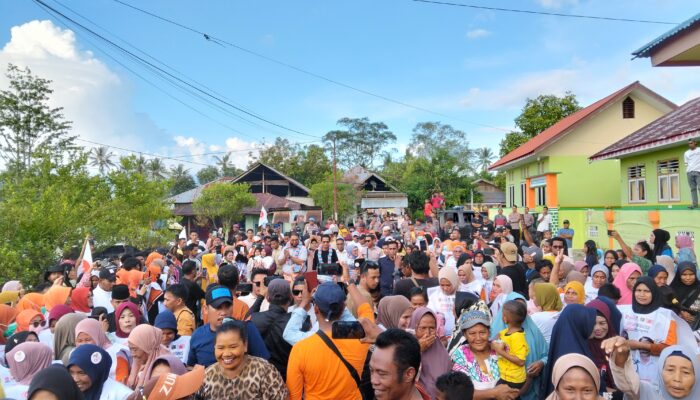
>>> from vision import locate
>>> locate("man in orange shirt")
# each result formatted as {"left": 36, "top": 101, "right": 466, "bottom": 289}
{"left": 287, "top": 280, "right": 374, "bottom": 400}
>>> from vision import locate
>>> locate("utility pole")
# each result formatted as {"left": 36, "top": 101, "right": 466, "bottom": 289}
{"left": 332, "top": 133, "right": 338, "bottom": 221}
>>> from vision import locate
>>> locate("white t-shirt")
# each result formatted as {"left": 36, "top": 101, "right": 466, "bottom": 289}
{"left": 93, "top": 285, "right": 114, "bottom": 313}
{"left": 530, "top": 311, "right": 561, "bottom": 345}
{"left": 685, "top": 147, "right": 700, "bottom": 173}
{"left": 101, "top": 378, "right": 134, "bottom": 400}
{"left": 537, "top": 214, "right": 552, "bottom": 232}
{"left": 3, "top": 383, "right": 28, "bottom": 400}
{"left": 38, "top": 329, "right": 54, "bottom": 352}
{"left": 166, "top": 336, "right": 191, "bottom": 364}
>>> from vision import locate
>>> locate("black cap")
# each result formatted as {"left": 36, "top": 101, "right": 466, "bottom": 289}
{"left": 206, "top": 285, "right": 233, "bottom": 308}
{"left": 111, "top": 284, "right": 130, "bottom": 300}
{"left": 99, "top": 268, "right": 116, "bottom": 281}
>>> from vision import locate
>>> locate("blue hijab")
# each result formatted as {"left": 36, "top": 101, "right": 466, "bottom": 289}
{"left": 67, "top": 344, "right": 112, "bottom": 400}
{"left": 543, "top": 304, "right": 596, "bottom": 396}
{"left": 490, "top": 292, "right": 549, "bottom": 400}
{"left": 154, "top": 309, "right": 179, "bottom": 339}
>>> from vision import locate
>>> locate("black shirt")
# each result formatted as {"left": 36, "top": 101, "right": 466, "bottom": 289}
{"left": 500, "top": 262, "right": 529, "bottom": 299}
{"left": 182, "top": 277, "right": 206, "bottom": 323}
{"left": 393, "top": 277, "right": 439, "bottom": 299}
{"left": 312, "top": 248, "right": 338, "bottom": 269}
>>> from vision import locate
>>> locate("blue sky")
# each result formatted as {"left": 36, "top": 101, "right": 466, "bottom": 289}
{"left": 1, "top": 0, "right": 699, "bottom": 171}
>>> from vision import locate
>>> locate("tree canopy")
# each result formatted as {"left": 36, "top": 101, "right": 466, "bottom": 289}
{"left": 192, "top": 182, "right": 256, "bottom": 241}
{"left": 323, "top": 117, "right": 396, "bottom": 169}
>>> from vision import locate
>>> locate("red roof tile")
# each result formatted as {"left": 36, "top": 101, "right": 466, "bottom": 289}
{"left": 590, "top": 97, "right": 700, "bottom": 160}
{"left": 489, "top": 82, "right": 675, "bottom": 171}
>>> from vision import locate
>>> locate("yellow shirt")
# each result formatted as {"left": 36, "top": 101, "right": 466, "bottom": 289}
{"left": 175, "top": 307, "right": 196, "bottom": 336}
{"left": 497, "top": 328, "right": 528, "bottom": 384}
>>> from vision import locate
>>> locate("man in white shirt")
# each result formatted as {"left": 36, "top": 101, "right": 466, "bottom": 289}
{"left": 186, "top": 231, "right": 207, "bottom": 251}
{"left": 92, "top": 269, "right": 116, "bottom": 312}
{"left": 685, "top": 138, "right": 700, "bottom": 209}
{"left": 283, "top": 233, "right": 308, "bottom": 275}
{"left": 536, "top": 207, "right": 552, "bottom": 241}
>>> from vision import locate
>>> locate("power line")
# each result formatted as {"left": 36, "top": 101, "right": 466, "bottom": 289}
{"left": 32, "top": 0, "right": 321, "bottom": 140}
{"left": 411, "top": 0, "right": 678, "bottom": 25}
{"left": 110, "top": 0, "right": 510, "bottom": 131}
{"left": 77, "top": 138, "right": 212, "bottom": 167}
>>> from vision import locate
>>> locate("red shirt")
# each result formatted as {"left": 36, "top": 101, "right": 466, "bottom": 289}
{"left": 423, "top": 203, "right": 433, "bottom": 217}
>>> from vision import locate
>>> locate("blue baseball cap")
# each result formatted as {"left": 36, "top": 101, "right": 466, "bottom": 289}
{"left": 313, "top": 282, "right": 346, "bottom": 321}
{"left": 205, "top": 285, "right": 233, "bottom": 308}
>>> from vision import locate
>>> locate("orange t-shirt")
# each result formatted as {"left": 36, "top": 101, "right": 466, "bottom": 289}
{"left": 287, "top": 303, "right": 374, "bottom": 400}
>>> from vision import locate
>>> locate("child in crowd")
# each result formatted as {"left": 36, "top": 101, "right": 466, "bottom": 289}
{"left": 492, "top": 300, "right": 529, "bottom": 396}
{"left": 163, "top": 283, "right": 195, "bottom": 336}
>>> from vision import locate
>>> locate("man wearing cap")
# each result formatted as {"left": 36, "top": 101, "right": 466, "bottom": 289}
{"left": 558, "top": 220, "right": 574, "bottom": 250}
{"left": 250, "top": 279, "right": 294, "bottom": 380}
{"left": 521, "top": 244, "right": 543, "bottom": 279}
{"left": 287, "top": 280, "right": 374, "bottom": 400}
{"left": 92, "top": 268, "right": 116, "bottom": 312}
{"left": 497, "top": 242, "right": 528, "bottom": 299}
{"left": 187, "top": 285, "right": 269, "bottom": 368}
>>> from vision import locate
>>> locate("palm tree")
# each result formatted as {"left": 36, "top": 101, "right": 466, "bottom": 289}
{"left": 214, "top": 152, "right": 233, "bottom": 176}
{"left": 169, "top": 164, "right": 190, "bottom": 181}
{"left": 476, "top": 147, "right": 495, "bottom": 172}
{"left": 89, "top": 146, "right": 115, "bottom": 175}
{"left": 147, "top": 158, "right": 167, "bottom": 180}
{"left": 133, "top": 155, "right": 149, "bottom": 175}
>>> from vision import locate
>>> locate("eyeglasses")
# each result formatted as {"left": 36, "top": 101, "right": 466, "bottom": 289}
{"left": 253, "top": 281, "right": 263, "bottom": 287}
{"left": 552, "top": 245, "right": 564, "bottom": 249}
{"left": 292, "top": 290, "right": 302, "bottom": 296}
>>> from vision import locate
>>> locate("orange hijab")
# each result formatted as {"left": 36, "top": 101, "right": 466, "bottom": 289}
{"left": 144, "top": 252, "right": 163, "bottom": 269}
{"left": 70, "top": 287, "right": 92, "bottom": 313}
{"left": 16, "top": 310, "right": 44, "bottom": 332}
{"left": 44, "top": 286, "right": 72, "bottom": 311}
{"left": 17, "top": 293, "right": 44, "bottom": 312}
{"left": 0, "top": 305, "right": 19, "bottom": 344}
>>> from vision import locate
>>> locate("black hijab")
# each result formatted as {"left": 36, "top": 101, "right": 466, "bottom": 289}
{"left": 670, "top": 262, "right": 700, "bottom": 307}
{"left": 632, "top": 276, "right": 663, "bottom": 314}
{"left": 652, "top": 229, "right": 671, "bottom": 257}
{"left": 28, "top": 364, "right": 84, "bottom": 400}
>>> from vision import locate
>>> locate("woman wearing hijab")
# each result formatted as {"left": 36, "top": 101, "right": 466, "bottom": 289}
{"left": 490, "top": 292, "right": 550, "bottom": 400}
{"left": 585, "top": 299, "right": 618, "bottom": 394}
{"left": 201, "top": 253, "right": 219, "bottom": 289}
{"left": 427, "top": 267, "right": 459, "bottom": 335}
{"left": 647, "top": 264, "right": 670, "bottom": 287}
{"left": 0, "top": 305, "right": 18, "bottom": 345}
{"left": 650, "top": 229, "right": 673, "bottom": 258}
{"left": 27, "top": 364, "right": 84, "bottom": 400}
{"left": 16, "top": 293, "right": 43, "bottom": 313}
{"left": 126, "top": 324, "right": 170, "bottom": 390}
{"left": 563, "top": 281, "right": 585, "bottom": 305}
{"left": 148, "top": 354, "right": 188, "bottom": 379}
{"left": 618, "top": 276, "right": 681, "bottom": 388}
{"left": 489, "top": 275, "right": 513, "bottom": 317}
{"left": 70, "top": 287, "right": 93, "bottom": 314}
{"left": 409, "top": 307, "right": 451, "bottom": 398}
{"left": 530, "top": 283, "right": 563, "bottom": 345}
{"left": 37, "top": 304, "right": 74, "bottom": 352}
{"left": 43, "top": 285, "right": 72, "bottom": 312}
{"left": 479, "top": 261, "right": 497, "bottom": 301}
{"left": 4, "top": 342, "right": 53, "bottom": 400}
{"left": 545, "top": 353, "right": 604, "bottom": 400}
{"left": 543, "top": 304, "right": 597, "bottom": 396}
{"left": 670, "top": 262, "right": 700, "bottom": 330}
{"left": 67, "top": 344, "right": 132, "bottom": 400}
{"left": 111, "top": 301, "right": 141, "bottom": 346}
{"left": 675, "top": 234, "right": 696, "bottom": 264}
{"left": 15, "top": 310, "right": 46, "bottom": 334}
{"left": 447, "top": 292, "right": 489, "bottom": 356}
{"left": 75, "top": 318, "right": 128, "bottom": 380}
{"left": 53, "top": 313, "right": 86, "bottom": 365}
{"left": 584, "top": 265, "right": 609, "bottom": 303}
{"left": 457, "top": 262, "right": 483, "bottom": 296}
{"left": 606, "top": 337, "right": 700, "bottom": 400}
{"left": 376, "top": 295, "right": 413, "bottom": 330}
{"left": 612, "top": 263, "right": 642, "bottom": 305}
{"left": 573, "top": 260, "right": 589, "bottom": 277}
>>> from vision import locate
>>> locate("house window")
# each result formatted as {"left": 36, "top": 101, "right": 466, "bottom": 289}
{"left": 508, "top": 185, "right": 515, "bottom": 207}
{"left": 628, "top": 165, "right": 646, "bottom": 203}
{"left": 507, "top": 170, "right": 514, "bottom": 181}
{"left": 520, "top": 182, "right": 526, "bottom": 207}
{"left": 658, "top": 159, "right": 680, "bottom": 202}
{"left": 622, "top": 97, "right": 635, "bottom": 119}
{"left": 536, "top": 186, "right": 546, "bottom": 207}
{"left": 537, "top": 161, "right": 545, "bottom": 174}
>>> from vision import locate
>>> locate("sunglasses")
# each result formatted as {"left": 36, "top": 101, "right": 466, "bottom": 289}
{"left": 552, "top": 245, "right": 564, "bottom": 249}
{"left": 31, "top": 319, "right": 46, "bottom": 328}
{"left": 254, "top": 281, "right": 263, "bottom": 287}
{"left": 292, "top": 290, "right": 302, "bottom": 296}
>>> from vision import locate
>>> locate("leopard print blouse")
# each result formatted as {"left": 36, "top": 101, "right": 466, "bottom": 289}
{"left": 196, "top": 356, "right": 289, "bottom": 400}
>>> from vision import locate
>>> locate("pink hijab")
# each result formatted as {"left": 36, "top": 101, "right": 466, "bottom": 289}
{"left": 6, "top": 342, "right": 53, "bottom": 384}
{"left": 75, "top": 317, "right": 111, "bottom": 349}
{"left": 612, "top": 263, "right": 642, "bottom": 305}
{"left": 126, "top": 324, "right": 170, "bottom": 389}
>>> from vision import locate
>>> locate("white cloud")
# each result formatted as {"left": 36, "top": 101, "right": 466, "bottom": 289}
{"left": 172, "top": 135, "right": 259, "bottom": 170}
{"left": 0, "top": 20, "right": 171, "bottom": 165}
{"left": 466, "top": 29, "right": 491, "bottom": 39}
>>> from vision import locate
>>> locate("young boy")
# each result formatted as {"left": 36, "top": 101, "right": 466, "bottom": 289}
{"left": 492, "top": 300, "right": 529, "bottom": 396}
{"left": 435, "top": 371, "right": 475, "bottom": 400}
{"left": 163, "top": 283, "right": 196, "bottom": 336}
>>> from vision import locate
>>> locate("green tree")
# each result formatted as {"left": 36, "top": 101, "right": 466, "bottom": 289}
{"left": 323, "top": 117, "right": 396, "bottom": 169}
{"left": 147, "top": 158, "right": 167, "bottom": 180}
{"left": 475, "top": 147, "right": 495, "bottom": 172}
{"left": 169, "top": 164, "right": 197, "bottom": 195}
{"left": 196, "top": 166, "right": 220, "bottom": 184}
{"left": 309, "top": 180, "right": 357, "bottom": 220}
{"left": 409, "top": 122, "right": 473, "bottom": 165}
{"left": 214, "top": 152, "right": 242, "bottom": 177}
{"left": 0, "top": 64, "right": 76, "bottom": 176}
{"left": 89, "top": 146, "right": 116, "bottom": 175}
{"left": 192, "top": 182, "right": 256, "bottom": 240}
{"left": 499, "top": 92, "right": 581, "bottom": 157}
{"left": 250, "top": 138, "right": 332, "bottom": 187}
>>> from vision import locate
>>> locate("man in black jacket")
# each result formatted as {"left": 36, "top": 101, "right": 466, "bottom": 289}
{"left": 250, "top": 278, "right": 293, "bottom": 379}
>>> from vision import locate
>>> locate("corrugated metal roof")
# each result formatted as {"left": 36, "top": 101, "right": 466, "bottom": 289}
{"left": 361, "top": 196, "right": 408, "bottom": 209}
{"left": 590, "top": 97, "right": 700, "bottom": 160}
{"left": 632, "top": 12, "right": 700, "bottom": 59}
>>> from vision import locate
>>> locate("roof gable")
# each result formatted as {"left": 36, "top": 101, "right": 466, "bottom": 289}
{"left": 342, "top": 165, "right": 399, "bottom": 191}
{"left": 590, "top": 97, "right": 700, "bottom": 160}
{"left": 632, "top": 12, "right": 700, "bottom": 59}
{"left": 231, "top": 162, "right": 310, "bottom": 197}
{"left": 489, "top": 82, "right": 676, "bottom": 171}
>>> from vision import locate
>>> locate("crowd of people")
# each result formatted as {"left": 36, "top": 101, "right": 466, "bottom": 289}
{"left": 0, "top": 209, "right": 698, "bottom": 400}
